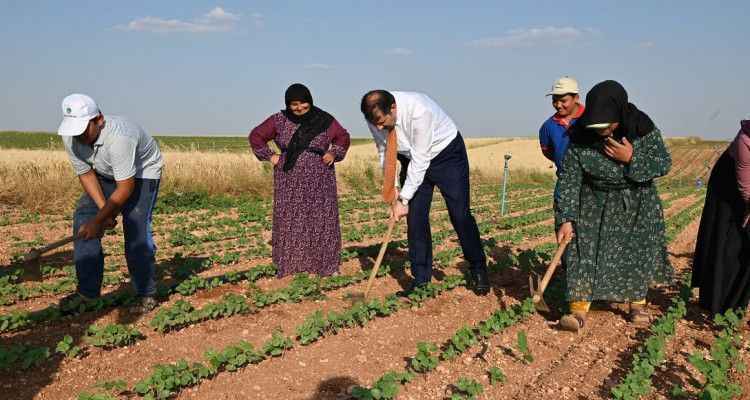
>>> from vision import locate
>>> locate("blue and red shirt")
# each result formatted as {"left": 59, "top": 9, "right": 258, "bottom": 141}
{"left": 539, "top": 105, "right": 584, "bottom": 176}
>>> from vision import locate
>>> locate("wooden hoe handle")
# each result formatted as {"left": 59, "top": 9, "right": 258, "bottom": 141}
{"left": 24, "top": 235, "right": 76, "bottom": 262}
{"left": 363, "top": 218, "right": 397, "bottom": 298}
{"left": 533, "top": 235, "right": 572, "bottom": 302}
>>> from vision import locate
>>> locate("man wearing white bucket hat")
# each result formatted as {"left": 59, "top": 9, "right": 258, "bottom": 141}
{"left": 57, "top": 93, "right": 163, "bottom": 314}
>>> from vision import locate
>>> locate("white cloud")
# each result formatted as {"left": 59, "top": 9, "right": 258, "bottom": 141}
{"left": 303, "top": 63, "right": 332, "bottom": 70}
{"left": 203, "top": 7, "right": 239, "bottom": 22}
{"left": 639, "top": 41, "right": 655, "bottom": 48}
{"left": 117, "top": 7, "right": 243, "bottom": 33}
{"left": 385, "top": 47, "right": 414, "bottom": 56}
{"left": 469, "top": 26, "right": 589, "bottom": 49}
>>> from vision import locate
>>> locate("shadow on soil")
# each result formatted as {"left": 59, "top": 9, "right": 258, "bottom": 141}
{"left": 594, "top": 279, "right": 717, "bottom": 399}
{"left": 645, "top": 301, "right": 717, "bottom": 398}
{"left": 347, "top": 240, "right": 447, "bottom": 291}
{"left": 6, "top": 249, "right": 75, "bottom": 283}
{"left": 305, "top": 376, "right": 361, "bottom": 400}
{"left": 0, "top": 253, "right": 209, "bottom": 400}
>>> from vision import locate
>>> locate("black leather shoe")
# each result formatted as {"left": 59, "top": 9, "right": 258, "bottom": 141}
{"left": 396, "top": 282, "right": 429, "bottom": 297}
{"left": 128, "top": 296, "right": 158, "bottom": 314}
{"left": 470, "top": 270, "right": 490, "bottom": 295}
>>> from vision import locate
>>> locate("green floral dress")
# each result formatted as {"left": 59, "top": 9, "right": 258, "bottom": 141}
{"left": 555, "top": 129, "right": 673, "bottom": 303}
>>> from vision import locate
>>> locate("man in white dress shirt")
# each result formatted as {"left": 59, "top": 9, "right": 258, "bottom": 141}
{"left": 361, "top": 90, "right": 490, "bottom": 296}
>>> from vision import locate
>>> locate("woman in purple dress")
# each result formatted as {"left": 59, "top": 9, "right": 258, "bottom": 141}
{"left": 249, "top": 83, "right": 351, "bottom": 277}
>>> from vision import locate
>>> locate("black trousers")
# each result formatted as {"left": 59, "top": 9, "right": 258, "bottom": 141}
{"left": 399, "top": 134, "right": 487, "bottom": 284}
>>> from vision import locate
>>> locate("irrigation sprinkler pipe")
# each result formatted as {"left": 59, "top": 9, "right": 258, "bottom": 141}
{"left": 500, "top": 153, "right": 512, "bottom": 216}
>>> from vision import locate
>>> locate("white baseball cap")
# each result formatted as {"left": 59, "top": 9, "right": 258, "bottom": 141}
{"left": 57, "top": 93, "right": 101, "bottom": 136}
{"left": 547, "top": 76, "right": 580, "bottom": 96}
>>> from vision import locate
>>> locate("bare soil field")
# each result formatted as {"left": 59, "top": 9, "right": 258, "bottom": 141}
{"left": 1, "top": 138, "right": 745, "bottom": 400}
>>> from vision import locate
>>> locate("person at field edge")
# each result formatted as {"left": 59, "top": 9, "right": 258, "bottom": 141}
{"left": 57, "top": 94, "right": 163, "bottom": 314}
{"left": 539, "top": 77, "right": 584, "bottom": 278}
{"left": 360, "top": 90, "right": 490, "bottom": 296}
{"left": 539, "top": 76, "right": 585, "bottom": 201}
{"left": 249, "top": 83, "right": 351, "bottom": 277}
{"left": 555, "top": 80, "right": 672, "bottom": 332}
{"left": 691, "top": 119, "right": 750, "bottom": 315}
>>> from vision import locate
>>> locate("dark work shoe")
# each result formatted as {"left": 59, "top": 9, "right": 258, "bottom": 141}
{"left": 469, "top": 270, "right": 491, "bottom": 295}
{"left": 128, "top": 296, "right": 158, "bottom": 314}
{"left": 396, "top": 282, "right": 429, "bottom": 298}
{"left": 628, "top": 303, "right": 650, "bottom": 325}
{"left": 59, "top": 292, "right": 96, "bottom": 314}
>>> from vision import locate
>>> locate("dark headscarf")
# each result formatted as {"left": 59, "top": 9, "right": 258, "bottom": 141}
{"left": 741, "top": 120, "right": 750, "bottom": 137}
{"left": 571, "top": 80, "right": 655, "bottom": 145}
{"left": 280, "top": 83, "right": 334, "bottom": 172}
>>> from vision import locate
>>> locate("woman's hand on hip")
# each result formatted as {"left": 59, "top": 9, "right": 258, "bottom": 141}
{"left": 270, "top": 154, "right": 280, "bottom": 166}
{"left": 322, "top": 152, "right": 335, "bottom": 166}
{"left": 557, "top": 222, "right": 574, "bottom": 244}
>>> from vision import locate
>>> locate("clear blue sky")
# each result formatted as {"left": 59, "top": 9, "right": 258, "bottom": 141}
{"left": 1, "top": 1, "right": 747, "bottom": 138}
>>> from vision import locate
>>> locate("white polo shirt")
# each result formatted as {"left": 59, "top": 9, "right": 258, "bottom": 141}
{"left": 62, "top": 115, "right": 163, "bottom": 181}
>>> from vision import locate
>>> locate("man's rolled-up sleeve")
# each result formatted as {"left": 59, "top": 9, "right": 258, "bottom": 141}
{"left": 399, "top": 108, "right": 434, "bottom": 201}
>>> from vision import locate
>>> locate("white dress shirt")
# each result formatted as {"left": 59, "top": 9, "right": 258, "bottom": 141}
{"left": 367, "top": 91, "right": 458, "bottom": 202}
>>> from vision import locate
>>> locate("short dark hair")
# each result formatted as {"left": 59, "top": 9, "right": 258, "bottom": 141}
{"left": 360, "top": 90, "right": 395, "bottom": 122}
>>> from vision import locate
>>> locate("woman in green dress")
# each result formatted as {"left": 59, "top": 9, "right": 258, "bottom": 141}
{"left": 555, "top": 80, "right": 672, "bottom": 332}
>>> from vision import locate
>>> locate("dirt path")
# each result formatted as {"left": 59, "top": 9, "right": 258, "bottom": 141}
{"left": 1, "top": 185, "right": 729, "bottom": 400}
{"left": 389, "top": 214, "right": 701, "bottom": 400}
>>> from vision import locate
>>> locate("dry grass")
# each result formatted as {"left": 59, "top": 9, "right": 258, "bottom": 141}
{"left": 466, "top": 138, "right": 554, "bottom": 179}
{"left": 0, "top": 138, "right": 553, "bottom": 213}
{"left": 160, "top": 151, "right": 271, "bottom": 198}
{"left": 0, "top": 150, "right": 271, "bottom": 212}
{"left": 0, "top": 151, "right": 82, "bottom": 212}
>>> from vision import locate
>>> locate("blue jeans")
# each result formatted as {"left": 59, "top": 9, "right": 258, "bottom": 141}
{"left": 73, "top": 175, "right": 160, "bottom": 298}
{"left": 403, "top": 134, "right": 487, "bottom": 284}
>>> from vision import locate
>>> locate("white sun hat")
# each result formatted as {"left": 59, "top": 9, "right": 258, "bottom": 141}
{"left": 57, "top": 93, "right": 100, "bottom": 136}
{"left": 547, "top": 76, "right": 580, "bottom": 96}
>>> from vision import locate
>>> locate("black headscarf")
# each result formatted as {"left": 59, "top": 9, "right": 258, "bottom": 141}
{"left": 280, "top": 83, "right": 334, "bottom": 171}
{"left": 571, "top": 80, "right": 655, "bottom": 145}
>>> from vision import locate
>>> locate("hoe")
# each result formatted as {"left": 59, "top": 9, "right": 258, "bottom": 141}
{"left": 24, "top": 235, "right": 76, "bottom": 262}
{"left": 529, "top": 235, "right": 571, "bottom": 313}
{"left": 346, "top": 217, "right": 396, "bottom": 302}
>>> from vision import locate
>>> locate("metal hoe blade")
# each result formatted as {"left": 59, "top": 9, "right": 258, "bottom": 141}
{"left": 528, "top": 236, "right": 571, "bottom": 314}
{"left": 529, "top": 273, "right": 551, "bottom": 312}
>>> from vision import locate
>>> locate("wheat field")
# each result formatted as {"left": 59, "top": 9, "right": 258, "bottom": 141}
{"left": 0, "top": 138, "right": 553, "bottom": 212}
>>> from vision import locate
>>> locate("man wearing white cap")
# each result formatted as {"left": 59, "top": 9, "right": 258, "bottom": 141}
{"left": 539, "top": 76, "right": 584, "bottom": 180}
{"left": 57, "top": 93, "right": 163, "bottom": 313}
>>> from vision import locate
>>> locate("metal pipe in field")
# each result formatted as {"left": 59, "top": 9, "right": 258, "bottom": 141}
{"left": 500, "top": 153, "right": 512, "bottom": 216}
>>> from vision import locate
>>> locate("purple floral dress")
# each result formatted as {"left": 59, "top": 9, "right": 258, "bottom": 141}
{"left": 249, "top": 112, "right": 350, "bottom": 277}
